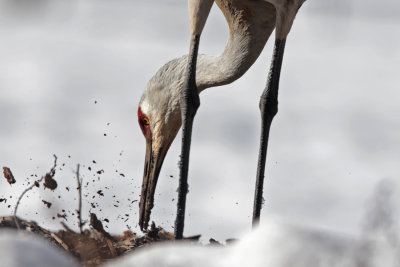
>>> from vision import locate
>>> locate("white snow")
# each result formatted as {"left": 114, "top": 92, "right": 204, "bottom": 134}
{"left": 108, "top": 218, "right": 398, "bottom": 267}
{"left": 0, "top": 216, "right": 398, "bottom": 267}
{"left": 0, "top": 229, "right": 79, "bottom": 267}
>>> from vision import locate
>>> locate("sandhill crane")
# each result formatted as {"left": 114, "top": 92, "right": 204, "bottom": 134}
{"left": 137, "top": 0, "right": 306, "bottom": 239}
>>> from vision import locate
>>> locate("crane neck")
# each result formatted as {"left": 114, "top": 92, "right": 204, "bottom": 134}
{"left": 196, "top": 0, "right": 276, "bottom": 92}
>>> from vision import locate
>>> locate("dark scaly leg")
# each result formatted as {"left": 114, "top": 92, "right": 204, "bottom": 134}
{"left": 174, "top": 0, "right": 213, "bottom": 240}
{"left": 253, "top": 38, "right": 286, "bottom": 227}
{"left": 175, "top": 34, "right": 201, "bottom": 239}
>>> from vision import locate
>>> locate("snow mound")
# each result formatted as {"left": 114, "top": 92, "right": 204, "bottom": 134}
{"left": 109, "top": 220, "right": 352, "bottom": 267}
{"left": 0, "top": 218, "right": 397, "bottom": 267}
{"left": 0, "top": 229, "right": 79, "bottom": 267}
{"left": 108, "top": 218, "right": 396, "bottom": 267}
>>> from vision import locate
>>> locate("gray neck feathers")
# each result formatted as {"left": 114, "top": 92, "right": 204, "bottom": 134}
{"left": 196, "top": 0, "right": 276, "bottom": 92}
{"left": 144, "top": 1, "right": 276, "bottom": 100}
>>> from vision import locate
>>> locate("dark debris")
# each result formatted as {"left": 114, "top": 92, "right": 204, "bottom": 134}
{"left": 3, "top": 167, "right": 16, "bottom": 184}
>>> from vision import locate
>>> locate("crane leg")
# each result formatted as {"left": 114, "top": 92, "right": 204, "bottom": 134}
{"left": 175, "top": 34, "right": 201, "bottom": 240}
{"left": 253, "top": 38, "right": 286, "bottom": 227}
{"left": 175, "top": 0, "right": 213, "bottom": 240}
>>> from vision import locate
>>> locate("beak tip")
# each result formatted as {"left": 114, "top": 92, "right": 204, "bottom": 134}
{"left": 139, "top": 140, "right": 168, "bottom": 235}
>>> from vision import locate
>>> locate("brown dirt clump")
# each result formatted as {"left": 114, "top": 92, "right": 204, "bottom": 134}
{"left": 2, "top": 167, "right": 16, "bottom": 184}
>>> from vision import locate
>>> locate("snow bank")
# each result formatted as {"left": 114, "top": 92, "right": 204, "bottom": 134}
{"left": 0, "top": 229, "right": 79, "bottom": 267}
{"left": 0, "top": 218, "right": 397, "bottom": 267}
{"left": 108, "top": 218, "right": 397, "bottom": 267}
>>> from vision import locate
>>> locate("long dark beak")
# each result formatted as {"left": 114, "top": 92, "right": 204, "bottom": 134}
{"left": 139, "top": 139, "right": 167, "bottom": 231}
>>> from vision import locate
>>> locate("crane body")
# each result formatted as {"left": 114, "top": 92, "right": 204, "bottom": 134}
{"left": 137, "top": 0, "right": 306, "bottom": 238}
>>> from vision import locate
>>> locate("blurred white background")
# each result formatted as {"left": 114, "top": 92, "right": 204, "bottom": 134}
{"left": 0, "top": 0, "right": 399, "bottom": 242}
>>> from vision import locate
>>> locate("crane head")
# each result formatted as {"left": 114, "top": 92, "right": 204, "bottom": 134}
{"left": 137, "top": 59, "right": 184, "bottom": 230}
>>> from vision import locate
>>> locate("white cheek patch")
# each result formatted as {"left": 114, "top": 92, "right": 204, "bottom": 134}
{"left": 140, "top": 100, "right": 150, "bottom": 115}
{"left": 139, "top": 99, "right": 156, "bottom": 133}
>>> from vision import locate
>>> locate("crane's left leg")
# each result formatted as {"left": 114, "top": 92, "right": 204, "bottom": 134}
{"left": 175, "top": 0, "right": 214, "bottom": 240}
{"left": 175, "top": 33, "right": 201, "bottom": 240}
{"left": 253, "top": 38, "right": 286, "bottom": 227}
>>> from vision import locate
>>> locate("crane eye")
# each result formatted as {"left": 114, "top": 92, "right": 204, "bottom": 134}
{"left": 138, "top": 107, "right": 151, "bottom": 138}
{"left": 142, "top": 117, "right": 150, "bottom": 126}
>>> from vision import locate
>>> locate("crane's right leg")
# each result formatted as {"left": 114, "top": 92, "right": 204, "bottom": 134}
{"left": 175, "top": 0, "right": 213, "bottom": 240}
{"left": 252, "top": 0, "right": 305, "bottom": 227}
{"left": 252, "top": 38, "right": 286, "bottom": 227}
